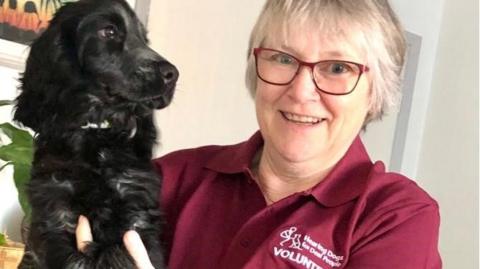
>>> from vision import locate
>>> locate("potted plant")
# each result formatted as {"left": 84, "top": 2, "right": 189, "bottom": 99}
{"left": 0, "top": 232, "right": 25, "bottom": 268}
{"left": 0, "top": 100, "right": 33, "bottom": 268}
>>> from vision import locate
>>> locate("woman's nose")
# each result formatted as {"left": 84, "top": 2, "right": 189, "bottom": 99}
{"left": 287, "top": 66, "right": 320, "bottom": 102}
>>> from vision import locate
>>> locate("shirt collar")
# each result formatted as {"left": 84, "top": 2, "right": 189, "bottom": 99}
{"left": 204, "top": 131, "right": 263, "bottom": 174}
{"left": 204, "top": 131, "right": 373, "bottom": 207}
{"left": 307, "top": 136, "right": 373, "bottom": 207}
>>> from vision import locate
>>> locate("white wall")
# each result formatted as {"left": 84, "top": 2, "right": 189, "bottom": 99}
{"left": 416, "top": 0, "right": 479, "bottom": 267}
{"left": 148, "top": 1, "right": 263, "bottom": 156}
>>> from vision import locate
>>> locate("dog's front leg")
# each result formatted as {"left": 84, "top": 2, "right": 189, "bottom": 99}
{"left": 31, "top": 231, "right": 93, "bottom": 269}
{"left": 49, "top": 236, "right": 90, "bottom": 269}
{"left": 26, "top": 179, "right": 93, "bottom": 269}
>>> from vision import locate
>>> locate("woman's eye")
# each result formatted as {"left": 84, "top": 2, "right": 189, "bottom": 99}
{"left": 98, "top": 25, "right": 118, "bottom": 40}
{"left": 273, "top": 54, "right": 295, "bottom": 65}
{"left": 317, "top": 61, "right": 357, "bottom": 75}
{"left": 330, "top": 63, "right": 349, "bottom": 74}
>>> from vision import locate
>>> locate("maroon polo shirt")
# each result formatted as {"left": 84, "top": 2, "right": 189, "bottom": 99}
{"left": 153, "top": 131, "right": 442, "bottom": 269}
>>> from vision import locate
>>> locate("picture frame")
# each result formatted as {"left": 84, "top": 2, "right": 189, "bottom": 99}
{"left": 0, "top": 0, "right": 151, "bottom": 71}
{"left": 359, "top": 30, "right": 422, "bottom": 176}
{"left": 389, "top": 31, "right": 423, "bottom": 173}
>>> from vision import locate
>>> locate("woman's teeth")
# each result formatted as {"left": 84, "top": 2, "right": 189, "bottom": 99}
{"left": 283, "top": 112, "right": 321, "bottom": 124}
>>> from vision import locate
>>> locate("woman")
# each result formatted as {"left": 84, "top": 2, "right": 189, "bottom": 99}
{"left": 77, "top": 0, "right": 441, "bottom": 268}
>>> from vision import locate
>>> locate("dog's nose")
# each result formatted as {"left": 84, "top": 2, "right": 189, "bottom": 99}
{"left": 158, "top": 62, "right": 179, "bottom": 86}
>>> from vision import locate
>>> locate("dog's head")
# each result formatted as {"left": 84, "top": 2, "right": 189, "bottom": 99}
{"left": 14, "top": 0, "right": 178, "bottom": 133}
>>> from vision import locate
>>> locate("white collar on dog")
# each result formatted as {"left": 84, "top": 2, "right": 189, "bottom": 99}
{"left": 81, "top": 120, "right": 111, "bottom": 129}
{"left": 80, "top": 120, "right": 137, "bottom": 139}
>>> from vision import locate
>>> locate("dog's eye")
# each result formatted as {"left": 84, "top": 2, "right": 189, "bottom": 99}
{"left": 98, "top": 25, "right": 118, "bottom": 40}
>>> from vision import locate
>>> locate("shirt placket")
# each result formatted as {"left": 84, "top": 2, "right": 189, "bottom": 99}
{"left": 220, "top": 205, "right": 277, "bottom": 269}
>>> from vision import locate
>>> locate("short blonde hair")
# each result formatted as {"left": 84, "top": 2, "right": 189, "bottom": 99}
{"left": 245, "top": 0, "right": 406, "bottom": 123}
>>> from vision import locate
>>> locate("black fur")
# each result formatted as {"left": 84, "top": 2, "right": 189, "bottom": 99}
{"left": 14, "top": 0, "right": 178, "bottom": 268}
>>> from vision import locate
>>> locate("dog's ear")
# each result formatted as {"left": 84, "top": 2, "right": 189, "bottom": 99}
{"left": 14, "top": 27, "right": 62, "bottom": 132}
{"left": 14, "top": 5, "right": 81, "bottom": 133}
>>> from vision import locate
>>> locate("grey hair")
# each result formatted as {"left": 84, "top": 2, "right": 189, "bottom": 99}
{"left": 245, "top": 0, "right": 406, "bottom": 123}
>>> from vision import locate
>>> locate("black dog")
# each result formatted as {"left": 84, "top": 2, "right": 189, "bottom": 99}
{"left": 14, "top": 0, "right": 178, "bottom": 268}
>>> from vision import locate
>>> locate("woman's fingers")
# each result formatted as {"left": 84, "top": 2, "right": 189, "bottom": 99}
{"left": 75, "top": 217, "right": 154, "bottom": 269}
{"left": 123, "top": 230, "right": 155, "bottom": 269}
{"left": 76, "top": 215, "right": 93, "bottom": 253}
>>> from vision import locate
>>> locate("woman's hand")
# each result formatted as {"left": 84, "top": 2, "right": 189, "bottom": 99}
{"left": 76, "top": 215, "right": 155, "bottom": 269}
{"left": 76, "top": 215, "right": 93, "bottom": 252}
{"left": 123, "top": 230, "right": 155, "bottom": 269}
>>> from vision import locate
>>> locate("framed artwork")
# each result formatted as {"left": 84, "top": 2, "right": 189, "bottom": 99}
{"left": 0, "top": 0, "right": 150, "bottom": 70}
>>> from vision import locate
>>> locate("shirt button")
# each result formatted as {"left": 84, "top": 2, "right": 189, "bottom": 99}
{"left": 240, "top": 239, "right": 250, "bottom": 248}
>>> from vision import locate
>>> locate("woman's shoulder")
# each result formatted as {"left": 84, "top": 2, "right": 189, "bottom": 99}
{"left": 153, "top": 133, "right": 261, "bottom": 175}
{"left": 363, "top": 161, "right": 439, "bottom": 209}
{"left": 356, "top": 161, "right": 440, "bottom": 230}
{"left": 152, "top": 137, "right": 252, "bottom": 176}
{"left": 155, "top": 144, "right": 226, "bottom": 165}
{"left": 349, "top": 162, "right": 441, "bottom": 264}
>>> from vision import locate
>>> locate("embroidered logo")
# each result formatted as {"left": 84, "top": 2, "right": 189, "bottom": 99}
{"left": 279, "top": 227, "right": 302, "bottom": 250}
{"left": 273, "top": 226, "right": 344, "bottom": 269}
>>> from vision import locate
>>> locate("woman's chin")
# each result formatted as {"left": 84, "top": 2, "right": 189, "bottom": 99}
{"left": 277, "top": 144, "right": 324, "bottom": 163}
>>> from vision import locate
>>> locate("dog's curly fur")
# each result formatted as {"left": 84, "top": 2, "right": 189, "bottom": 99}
{"left": 14, "top": 0, "right": 178, "bottom": 268}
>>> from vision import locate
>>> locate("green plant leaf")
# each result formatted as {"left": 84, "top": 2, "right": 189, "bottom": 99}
{"left": 0, "top": 144, "right": 33, "bottom": 166}
{"left": 0, "top": 121, "right": 33, "bottom": 219}
{"left": 13, "top": 164, "right": 32, "bottom": 220}
{"left": 0, "top": 100, "right": 13, "bottom": 107}
{"left": 0, "top": 123, "right": 33, "bottom": 148}
{"left": 0, "top": 123, "right": 33, "bottom": 167}
{"left": 0, "top": 161, "right": 13, "bottom": 172}
{"left": 0, "top": 232, "right": 6, "bottom": 246}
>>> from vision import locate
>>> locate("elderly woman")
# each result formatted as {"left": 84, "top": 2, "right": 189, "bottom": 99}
{"left": 77, "top": 0, "right": 441, "bottom": 268}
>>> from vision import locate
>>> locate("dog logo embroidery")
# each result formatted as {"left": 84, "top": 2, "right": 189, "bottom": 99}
{"left": 279, "top": 227, "right": 303, "bottom": 250}
{"left": 273, "top": 226, "right": 344, "bottom": 269}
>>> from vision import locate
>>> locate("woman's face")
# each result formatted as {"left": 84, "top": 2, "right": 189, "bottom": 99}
{"left": 255, "top": 29, "right": 371, "bottom": 168}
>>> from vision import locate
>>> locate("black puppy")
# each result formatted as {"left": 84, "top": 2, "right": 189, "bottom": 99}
{"left": 14, "top": 0, "right": 178, "bottom": 268}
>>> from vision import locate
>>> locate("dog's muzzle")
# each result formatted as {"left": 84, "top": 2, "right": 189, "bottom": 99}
{"left": 146, "top": 59, "right": 178, "bottom": 109}
{"left": 158, "top": 61, "right": 178, "bottom": 89}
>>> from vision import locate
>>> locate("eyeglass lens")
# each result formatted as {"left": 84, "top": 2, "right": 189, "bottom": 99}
{"left": 255, "top": 49, "right": 364, "bottom": 95}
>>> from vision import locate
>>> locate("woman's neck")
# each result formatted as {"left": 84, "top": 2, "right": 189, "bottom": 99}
{"left": 252, "top": 147, "right": 334, "bottom": 205}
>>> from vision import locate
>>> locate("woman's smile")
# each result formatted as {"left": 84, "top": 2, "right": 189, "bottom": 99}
{"left": 280, "top": 111, "right": 325, "bottom": 125}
